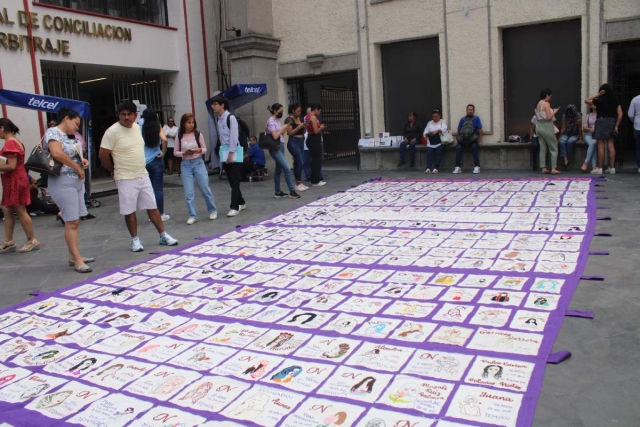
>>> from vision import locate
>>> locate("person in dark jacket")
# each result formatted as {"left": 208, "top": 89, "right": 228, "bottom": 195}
{"left": 398, "top": 112, "right": 423, "bottom": 167}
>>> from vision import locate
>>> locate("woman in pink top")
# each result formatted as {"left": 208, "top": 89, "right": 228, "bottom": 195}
{"left": 174, "top": 113, "right": 217, "bottom": 224}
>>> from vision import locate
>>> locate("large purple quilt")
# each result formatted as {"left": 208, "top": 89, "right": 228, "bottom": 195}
{"left": 0, "top": 177, "right": 600, "bottom": 426}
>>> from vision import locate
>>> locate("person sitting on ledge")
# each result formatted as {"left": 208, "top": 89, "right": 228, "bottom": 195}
{"left": 453, "top": 104, "right": 483, "bottom": 174}
{"left": 398, "top": 112, "right": 423, "bottom": 168}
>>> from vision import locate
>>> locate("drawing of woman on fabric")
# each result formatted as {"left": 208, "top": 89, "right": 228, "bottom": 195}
{"left": 67, "top": 357, "right": 97, "bottom": 376}
{"left": 316, "top": 411, "right": 348, "bottom": 427}
{"left": 30, "top": 350, "right": 59, "bottom": 362}
{"left": 350, "top": 376, "right": 376, "bottom": 395}
{"left": 482, "top": 365, "right": 504, "bottom": 380}
{"left": 460, "top": 395, "right": 482, "bottom": 416}
{"left": 35, "top": 390, "right": 73, "bottom": 409}
{"left": 270, "top": 365, "right": 302, "bottom": 383}
{"left": 95, "top": 363, "right": 124, "bottom": 382}
{"left": 179, "top": 382, "right": 212, "bottom": 404}
{"left": 153, "top": 376, "right": 186, "bottom": 395}
{"left": 322, "top": 343, "right": 350, "bottom": 359}
{"left": 388, "top": 383, "right": 419, "bottom": 405}
{"left": 19, "top": 383, "right": 50, "bottom": 399}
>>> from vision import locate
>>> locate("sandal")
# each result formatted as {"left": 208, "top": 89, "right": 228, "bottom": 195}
{"left": 551, "top": 169, "right": 561, "bottom": 175}
{"left": 73, "top": 262, "right": 92, "bottom": 273}
{"left": 0, "top": 241, "right": 16, "bottom": 254}
{"left": 68, "top": 257, "right": 96, "bottom": 266}
{"left": 18, "top": 239, "right": 40, "bottom": 253}
{"left": 541, "top": 168, "right": 550, "bottom": 174}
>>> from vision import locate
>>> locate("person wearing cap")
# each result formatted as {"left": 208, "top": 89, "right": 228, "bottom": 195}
{"left": 423, "top": 108, "right": 448, "bottom": 174}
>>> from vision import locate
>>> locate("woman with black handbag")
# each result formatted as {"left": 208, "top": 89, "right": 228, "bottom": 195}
{"left": 0, "top": 118, "right": 39, "bottom": 254}
{"left": 266, "top": 103, "right": 299, "bottom": 199}
{"left": 44, "top": 108, "right": 94, "bottom": 273}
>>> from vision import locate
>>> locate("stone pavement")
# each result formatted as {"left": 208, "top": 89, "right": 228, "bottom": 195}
{"left": 1, "top": 166, "right": 639, "bottom": 427}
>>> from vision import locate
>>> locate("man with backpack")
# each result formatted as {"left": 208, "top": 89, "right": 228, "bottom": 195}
{"left": 453, "top": 104, "right": 483, "bottom": 174}
{"left": 211, "top": 95, "right": 246, "bottom": 217}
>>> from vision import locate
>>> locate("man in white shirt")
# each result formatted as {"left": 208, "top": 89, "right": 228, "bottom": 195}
{"left": 163, "top": 117, "right": 179, "bottom": 175}
{"left": 99, "top": 100, "right": 178, "bottom": 252}
{"left": 211, "top": 95, "right": 245, "bottom": 217}
{"left": 628, "top": 94, "right": 640, "bottom": 173}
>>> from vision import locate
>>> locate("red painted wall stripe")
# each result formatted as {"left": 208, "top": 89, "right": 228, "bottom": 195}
{"left": 183, "top": 0, "right": 196, "bottom": 114}
{"left": 199, "top": 0, "right": 211, "bottom": 97}
{"left": 23, "top": 0, "right": 45, "bottom": 137}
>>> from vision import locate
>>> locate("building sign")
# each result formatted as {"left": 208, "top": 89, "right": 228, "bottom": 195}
{"left": 0, "top": 7, "right": 132, "bottom": 56}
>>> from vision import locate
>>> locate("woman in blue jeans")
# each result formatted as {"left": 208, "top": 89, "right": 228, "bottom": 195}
{"left": 582, "top": 105, "right": 598, "bottom": 171}
{"left": 266, "top": 103, "right": 300, "bottom": 199}
{"left": 284, "top": 103, "right": 308, "bottom": 192}
{"left": 423, "top": 109, "right": 447, "bottom": 174}
{"left": 142, "top": 109, "right": 169, "bottom": 221}
{"left": 558, "top": 104, "right": 583, "bottom": 169}
{"left": 174, "top": 113, "right": 217, "bottom": 224}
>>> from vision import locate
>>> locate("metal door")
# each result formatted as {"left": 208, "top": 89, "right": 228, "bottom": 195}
{"left": 111, "top": 72, "right": 174, "bottom": 122}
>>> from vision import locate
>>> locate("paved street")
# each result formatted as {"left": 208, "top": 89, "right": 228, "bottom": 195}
{"left": 1, "top": 166, "right": 639, "bottom": 427}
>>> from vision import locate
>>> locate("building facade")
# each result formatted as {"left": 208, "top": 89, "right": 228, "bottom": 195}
{"left": 1, "top": 0, "right": 640, "bottom": 170}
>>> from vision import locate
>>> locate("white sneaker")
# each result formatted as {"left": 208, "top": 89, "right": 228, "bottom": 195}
{"left": 186, "top": 217, "right": 197, "bottom": 225}
{"left": 159, "top": 233, "right": 178, "bottom": 246}
{"left": 295, "top": 184, "right": 308, "bottom": 192}
{"left": 227, "top": 209, "right": 239, "bottom": 217}
{"left": 131, "top": 237, "right": 144, "bottom": 252}
{"left": 239, "top": 204, "right": 246, "bottom": 211}
{"left": 424, "top": 169, "right": 431, "bottom": 174}
{"left": 590, "top": 168, "right": 603, "bottom": 175}
{"left": 160, "top": 214, "right": 170, "bottom": 222}
{"left": 313, "top": 181, "right": 327, "bottom": 187}
{"left": 453, "top": 167, "right": 462, "bottom": 174}
{"left": 473, "top": 166, "right": 480, "bottom": 174}
{"left": 432, "top": 169, "right": 439, "bottom": 174}
{"left": 605, "top": 168, "right": 616, "bottom": 174}
{"left": 209, "top": 212, "right": 218, "bottom": 220}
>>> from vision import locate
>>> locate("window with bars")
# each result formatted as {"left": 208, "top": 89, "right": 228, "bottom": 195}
{"left": 37, "top": 0, "right": 169, "bottom": 26}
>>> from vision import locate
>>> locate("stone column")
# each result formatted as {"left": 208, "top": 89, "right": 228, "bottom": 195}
{"left": 221, "top": 34, "right": 281, "bottom": 136}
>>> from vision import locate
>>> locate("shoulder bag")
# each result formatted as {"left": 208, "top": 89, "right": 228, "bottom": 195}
{"left": 258, "top": 129, "right": 281, "bottom": 151}
{"left": 25, "top": 135, "right": 63, "bottom": 176}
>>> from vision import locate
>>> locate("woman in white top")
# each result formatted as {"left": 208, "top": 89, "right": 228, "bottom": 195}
{"left": 423, "top": 109, "right": 448, "bottom": 174}
{"left": 163, "top": 117, "right": 179, "bottom": 175}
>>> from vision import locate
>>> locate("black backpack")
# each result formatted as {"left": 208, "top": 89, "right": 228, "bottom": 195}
{"left": 458, "top": 117, "right": 478, "bottom": 146}
{"left": 215, "top": 114, "right": 250, "bottom": 156}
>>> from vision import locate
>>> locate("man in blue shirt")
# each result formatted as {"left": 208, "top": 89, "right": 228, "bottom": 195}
{"left": 453, "top": 104, "right": 483, "bottom": 174}
{"left": 243, "top": 136, "right": 266, "bottom": 178}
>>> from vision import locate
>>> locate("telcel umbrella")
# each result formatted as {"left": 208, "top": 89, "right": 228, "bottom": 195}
{"left": 0, "top": 89, "right": 95, "bottom": 197}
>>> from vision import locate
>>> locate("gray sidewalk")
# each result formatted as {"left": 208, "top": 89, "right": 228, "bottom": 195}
{"left": 0, "top": 167, "right": 639, "bottom": 427}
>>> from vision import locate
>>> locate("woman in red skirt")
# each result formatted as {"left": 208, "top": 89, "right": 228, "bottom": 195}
{"left": 0, "top": 118, "right": 39, "bottom": 253}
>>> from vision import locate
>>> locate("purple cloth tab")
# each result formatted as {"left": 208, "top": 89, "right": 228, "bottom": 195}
{"left": 594, "top": 233, "right": 612, "bottom": 237}
{"left": 547, "top": 351, "right": 572, "bottom": 364}
{"left": 565, "top": 310, "right": 595, "bottom": 319}
{"left": 581, "top": 275, "right": 605, "bottom": 281}
{"left": 597, "top": 216, "right": 612, "bottom": 220}
{"left": 589, "top": 251, "right": 609, "bottom": 255}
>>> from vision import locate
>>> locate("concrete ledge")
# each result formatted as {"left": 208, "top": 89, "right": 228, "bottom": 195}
{"left": 359, "top": 142, "right": 589, "bottom": 171}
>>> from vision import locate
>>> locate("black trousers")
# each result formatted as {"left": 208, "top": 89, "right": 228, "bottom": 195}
{"left": 27, "top": 196, "right": 60, "bottom": 215}
{"left": 306, "top": 134, "right": 323, "bottom": 184}
{"left": 224, "top": 162, "right": 245, "bottom": 210}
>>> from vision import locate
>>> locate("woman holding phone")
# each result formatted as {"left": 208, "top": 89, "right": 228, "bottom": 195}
{"left": 174, "top": 113, "right": 217, "bottom": 224}
{"left": 44, "top": 108, "right": 93, "bottom": 272}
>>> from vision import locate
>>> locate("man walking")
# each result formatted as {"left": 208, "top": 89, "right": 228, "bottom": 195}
{"left": 628, "top": 93, "right": 640, "bottom": 173}
{"left": 99, "top": 100, "right": 178, "bottom": 252}
{"left": 453, "top": 104, "right": 483, "bottom": 174}
{"left": 211, "top": 95, "right": 246, "bottom": 217}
